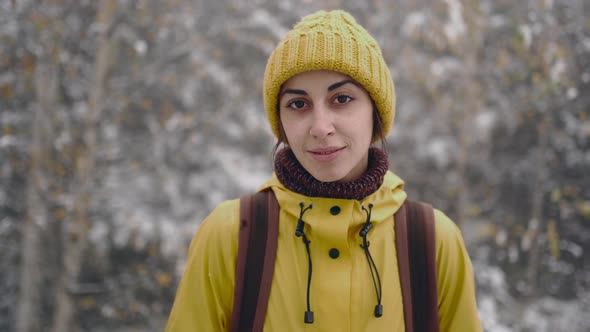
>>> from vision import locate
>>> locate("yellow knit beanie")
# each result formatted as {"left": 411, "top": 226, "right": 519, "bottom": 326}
{"left": 263, "top": 10, "right": 396, "bottom": 139}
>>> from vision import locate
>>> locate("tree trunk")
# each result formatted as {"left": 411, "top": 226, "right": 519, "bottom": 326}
{"left": 16, "top": 59, "right": 59, "bottom": 332}
{"left": 51, "top": 1, "right": 117, "bottom": 331}
{"left": 524, "top": 119, "right": 551, "bottom": 297}
{"left": 454, "top": 1, "right": 482, "bottom": 229}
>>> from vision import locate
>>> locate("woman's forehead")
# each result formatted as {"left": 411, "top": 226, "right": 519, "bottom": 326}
{"left": 281, "top": 70, "right": 359, "bottom": 90}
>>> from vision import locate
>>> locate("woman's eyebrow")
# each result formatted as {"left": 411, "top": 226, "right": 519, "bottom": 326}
{"left": 280, "top": 79, "right": 359, "bottom": 98}
{"left": 328, "top": 79, "right": 359, "bottom": 91}
{"left": 280, "top": 89, "right": 307, "bottom": 98}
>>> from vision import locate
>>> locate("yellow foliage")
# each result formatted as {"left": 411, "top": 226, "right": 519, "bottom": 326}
{"left": 550, "top": 189, "right": 561, "bottom": 202}
{"left": 51, "top": 159, "right": 66, "bottom": 177}
{"left": 547, "top": 220, "right": 560, "bottom": 259}
{"left": 577, "top": 200, "right": 590, "bottom": 218}
{"left": 30, "top": 10, "right": 50, "bottom": 30}
{"left": 160, "top": 100, "right": 175, "bottom": 124}
{"left": 476, "top": 222, "right": 497, "bottom": 241}
{"left": 141, "top": 98, "right": 153, "bottom": 111}
{"left": 135, "top": 264, "right": 148, "bottom": 275}
{"left": 3, "top": 125, "right": 14, "bottom": 136}
{"left": 53, "top": 207, "right": 67, "bottom": 221}
{"left": 513, "top": 224, "right": 526, "bottom": 236}
{"left": 466, "top": 204, "right": 481, "bottom": 217}
{"left": 130, "top": 301, "right": 141, "bottom": 313}
{"left": 156, "top": 272, "right": 173, "bottom": 287}
{"left": 0, "top": 84, "right": 13, "bottom": 99}
{"left": 22, "top": 54, "right": 35, "bottom": 75}
{"left": 80, "top": 296, "right": 97, "bottom": 310}
{"left": 148, "top": 243, "right": 159, "bottom": 256}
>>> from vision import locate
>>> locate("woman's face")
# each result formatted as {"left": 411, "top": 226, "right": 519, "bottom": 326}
{"left": 279, "top": 70, "right": 374, "bottom": 183}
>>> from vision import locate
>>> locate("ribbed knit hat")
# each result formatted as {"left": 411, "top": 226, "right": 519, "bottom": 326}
{"left": 263, "top": 10, "right": 396, "bottom": 139}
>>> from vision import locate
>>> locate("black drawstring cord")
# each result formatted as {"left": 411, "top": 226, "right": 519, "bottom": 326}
{"left": 295, "top": 202, "right": 314, "bottom": 324}
{"left": 360, "top": 204, "right": 383, "bottom": 317}
{"left": 295, "top": 202, "right": 382, "bottom": 322}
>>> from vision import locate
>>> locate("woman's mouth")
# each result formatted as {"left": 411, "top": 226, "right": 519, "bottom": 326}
{"left": 308, "top": 147, "right": 345, "bottom": 162}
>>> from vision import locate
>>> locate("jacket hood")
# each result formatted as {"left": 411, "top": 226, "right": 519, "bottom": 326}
{"left": 258, "top": 171, "right": 407, "bottom": 229}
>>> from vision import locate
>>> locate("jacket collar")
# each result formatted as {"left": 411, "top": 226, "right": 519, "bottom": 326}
{"left": 258, "top": 171, "right": 407, "bottom": 228}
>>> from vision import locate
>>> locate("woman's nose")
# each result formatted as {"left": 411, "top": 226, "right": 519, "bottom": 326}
{"left": 309, "top": 106, "right": 335, "bottom": 139}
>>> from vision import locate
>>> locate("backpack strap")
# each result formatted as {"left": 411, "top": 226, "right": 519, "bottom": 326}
{"left": 395, "top": 200, "right": 440, "bottom": 332}
{"left": 230, "top": 190, "right": 280, "bottom": 332}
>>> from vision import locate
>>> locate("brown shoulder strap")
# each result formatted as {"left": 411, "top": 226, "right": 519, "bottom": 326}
{"left": 395, "top": 201, "right": 414, "bottom": 332}
{"left": 231, "top": 190, "right": 280, "bottom": 332}
{"left": 395, "top": 200, "right": 439, "bottom": 332}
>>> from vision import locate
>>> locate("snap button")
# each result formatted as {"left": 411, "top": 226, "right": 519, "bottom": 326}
{"left": 329, "top": 248, "right": 340, "bottom": 259}
{"left": 330, "top": 206, "right": 341, "bottom": 215}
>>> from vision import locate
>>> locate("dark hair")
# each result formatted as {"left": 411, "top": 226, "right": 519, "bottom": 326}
{"left": 371, "top": 99, "right": 388, "bottom": 151}
{"left": 272, "top": 104, "right": 288, "bottom": 157}
{"left": 272, "top": 100, "right": 388, "bottom": 158}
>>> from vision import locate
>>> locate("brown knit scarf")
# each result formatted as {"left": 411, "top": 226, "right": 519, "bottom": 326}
{"left": 274, "top": 147, "right": 389, "bottom": 201}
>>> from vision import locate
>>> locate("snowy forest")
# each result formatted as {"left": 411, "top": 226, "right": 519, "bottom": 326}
{"left": 0, "top": 0, "right": 588, "bottom": 331}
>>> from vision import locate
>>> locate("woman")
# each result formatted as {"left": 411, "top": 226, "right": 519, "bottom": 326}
{"left": 166, "top": 10, "right": 482, "bottom": 331}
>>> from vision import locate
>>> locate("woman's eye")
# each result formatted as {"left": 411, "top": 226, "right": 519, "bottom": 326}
{"left": 334, "top": 95, "right": 353, "bottom": 104}
{"left": 287, "top": 100, "right": 307, "bottom": 109}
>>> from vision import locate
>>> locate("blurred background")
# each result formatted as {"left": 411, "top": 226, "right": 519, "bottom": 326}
{"left": 1, "top": 0, "right": 589, "bottom": 331}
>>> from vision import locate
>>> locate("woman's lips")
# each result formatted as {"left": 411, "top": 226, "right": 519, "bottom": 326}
{"left": 307, "top": 147, "right": 345, "bottom": 162}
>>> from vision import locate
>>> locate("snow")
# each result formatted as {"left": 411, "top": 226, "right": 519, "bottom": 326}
{"left": 479, "top": 296, "right": 514, "bottom": 332}
{"left": 0, "top": 135, "right": 17, "bottom": 148}
{"left": 550, "top": 58, "right": 566, "bottom": 82}
{"left": 134, "top": 40, "right": 147, "bottom": 56}
{"left": 561, "top": 240, "right": 583, "bottom": 258}
{"left": 250, "top": 9, "right": 289, "bottom": 42}
{"left": 190, "top": 50, "right": 240, "bottom": 97}
{"left": 211, "top": 146, "right": 271, "bottom": 192}
{"left": 519, "top": 25, "right": 532, "bottom": 49}
{"left": 567, "top": 87, "right": 578, "bottom": 100}
{"left": 444, "top": 0, "right": 466, "bottom": 43}
{"left": 475, "top": 262, "right": 590, "bottom": 331}
{"left": 474, "top": 111, "right": 497, "bottom": 141}
{"left": 424, "top": 139, "right": 452, "bottom": 169}
{"left": 489, "top": 15, "right": 508, "bottom": 29}
{"left": 429, "top": 57, "right": 462, "bottom": 79}
{"left": 401, "top": 12, "right": 426, "bottom": 37}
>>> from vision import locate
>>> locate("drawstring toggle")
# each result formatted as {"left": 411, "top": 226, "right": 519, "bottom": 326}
{"left": 374, "top": 304, "right": 383, "bottom": 317}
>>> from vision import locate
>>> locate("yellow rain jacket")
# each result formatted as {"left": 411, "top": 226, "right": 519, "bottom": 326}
{"left": 166, "top": 171, "right": 482, "bottom": 331}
